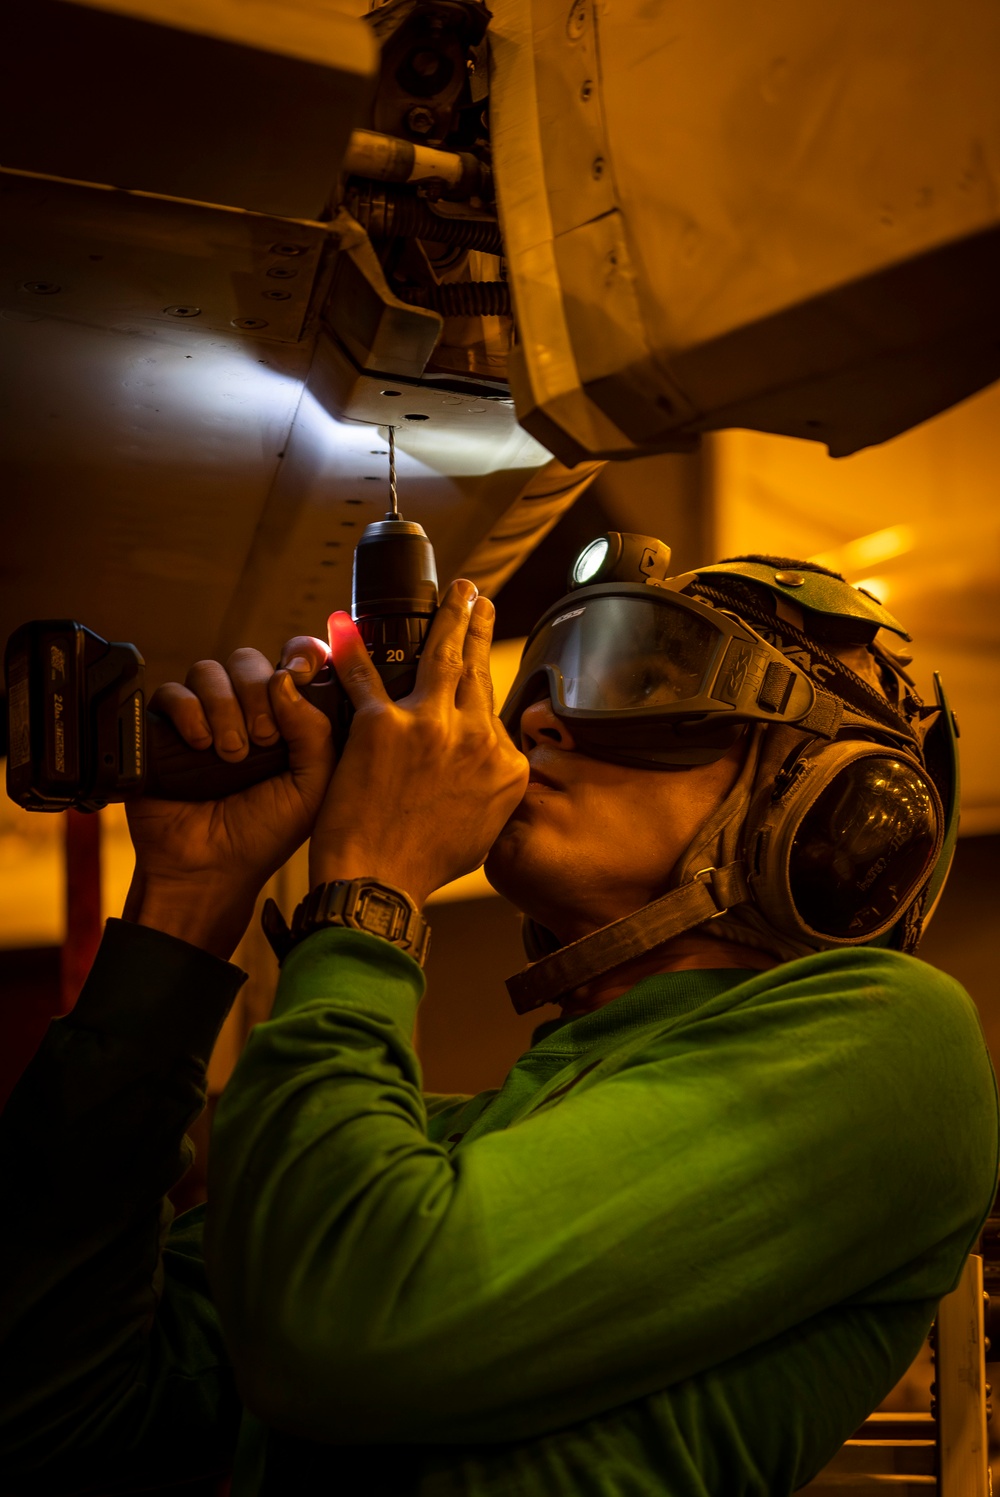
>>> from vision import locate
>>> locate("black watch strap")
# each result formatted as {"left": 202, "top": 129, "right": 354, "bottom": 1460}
{"left": 262, "top": 879, "right": 431, "bottom": 967}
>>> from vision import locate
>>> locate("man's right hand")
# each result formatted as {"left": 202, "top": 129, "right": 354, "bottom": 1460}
{"left": 123, "top": 643, "right": 335, "bottom": 960}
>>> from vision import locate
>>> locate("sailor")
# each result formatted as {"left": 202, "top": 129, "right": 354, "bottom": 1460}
{"left": 3, "top": 536, "right": 996, "bottom": 1496}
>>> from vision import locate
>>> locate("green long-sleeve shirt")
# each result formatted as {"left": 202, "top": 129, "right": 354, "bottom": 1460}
{"left": 1, "top": 917, "right": 997, "bottom": 1495}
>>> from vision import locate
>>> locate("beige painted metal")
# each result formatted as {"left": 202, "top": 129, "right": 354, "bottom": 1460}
{"left": 599, "top": 7, "right": 998, "bottom": 356}
{"left": 0, "top": 170, "right": 559, "bottom": 696}
{"left": 936, "top": 1255, "right": 990, "bottom": 1497}
{"left": 489, "top": 0, "right": 633, "bottom": 459}
{"left": 0, "top": 302, "right": 310, "bottom": 697}
{"left": 491, "top": 0, "right": 1000, "bottom": 463}
{"left": 2, "top": 0, "right": 377, "bottom": 220}
{"left": 64, "top": 0, "right": 375, "bottom": 65}
{"left": 0, "top": 169, "right": 332, "bottom": 345}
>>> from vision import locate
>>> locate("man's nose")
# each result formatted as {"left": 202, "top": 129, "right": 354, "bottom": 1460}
{"left": 519, "top": 697, "right": 578, "bottom": 753}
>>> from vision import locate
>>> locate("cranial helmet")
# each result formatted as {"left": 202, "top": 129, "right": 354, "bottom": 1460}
{"left": 499, "top": 534, "right": 959, "bottom": 1012}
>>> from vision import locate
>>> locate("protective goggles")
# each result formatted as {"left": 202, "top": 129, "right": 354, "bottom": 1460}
{"left": 500, "top": 582, "right": 819, "bottom": 767}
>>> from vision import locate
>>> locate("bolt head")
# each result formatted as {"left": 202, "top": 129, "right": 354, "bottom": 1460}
{"left": 774, "top": 570, "right": 806, "bottom": 587}
{"left": 407, "top": 105, "right": 435, "bottom": 134}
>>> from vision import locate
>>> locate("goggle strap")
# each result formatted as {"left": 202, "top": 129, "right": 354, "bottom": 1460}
{"left": 505, "top": 862, "right": 751, "bottom": 1014}
{"left": 797, "top": 689, "right": 843, "bottom": 740}
{"left": 691, "top": 581, "right": 919, "bottom": 741}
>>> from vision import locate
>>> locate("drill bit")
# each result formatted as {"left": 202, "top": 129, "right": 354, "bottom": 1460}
{"left": 387, "top": 426, "right": 399, "bottom": 519}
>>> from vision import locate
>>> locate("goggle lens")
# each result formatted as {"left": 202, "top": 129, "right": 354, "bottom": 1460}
{"left": 516, "top": 597, "right": 721, "bottom": 712}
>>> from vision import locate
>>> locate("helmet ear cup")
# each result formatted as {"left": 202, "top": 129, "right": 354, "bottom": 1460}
{"left": 749, "top": 742, "right": 944, "bottom": 946}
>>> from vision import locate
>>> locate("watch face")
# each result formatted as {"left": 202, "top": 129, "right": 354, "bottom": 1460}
{"left": 356, "top": 886, "right": 409, "bottom": 942}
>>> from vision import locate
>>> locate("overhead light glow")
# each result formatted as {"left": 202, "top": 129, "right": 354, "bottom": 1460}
{"left": 810, "top": 525, "right": 915, "bottom": 577}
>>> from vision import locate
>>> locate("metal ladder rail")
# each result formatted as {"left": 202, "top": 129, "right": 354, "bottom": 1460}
{"left": 800, "top": 1254, "right": 990, "bottom": 1495}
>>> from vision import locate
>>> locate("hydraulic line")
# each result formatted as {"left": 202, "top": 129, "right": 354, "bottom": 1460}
{"left": 351, "top": 188, "right": 503, "bottom": 255}
{"left": 343, "top": 129, "right": 490, "bottom": 199}
{"left": 396, "top": 281, "right": 511, "bottom": 317}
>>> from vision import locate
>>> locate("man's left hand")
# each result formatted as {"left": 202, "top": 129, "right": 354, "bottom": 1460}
{"left": 309, "top": 583, "right": 528, "bottom": 907}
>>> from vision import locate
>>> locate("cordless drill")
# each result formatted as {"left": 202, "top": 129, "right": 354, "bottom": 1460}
{"left": 4, "top": 513, "right": 439, "bottom": 812}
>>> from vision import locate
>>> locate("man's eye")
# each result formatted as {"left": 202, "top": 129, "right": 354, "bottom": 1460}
{"left": 602, "top": 662, "right": 662, "bottom": 703}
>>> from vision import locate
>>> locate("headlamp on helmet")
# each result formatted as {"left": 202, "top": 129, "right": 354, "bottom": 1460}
{"left": 568, "top": 532, "right": 673, "bottom": 589}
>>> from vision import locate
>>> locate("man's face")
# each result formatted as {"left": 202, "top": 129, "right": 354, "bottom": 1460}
{"left": 484, "top": 694, "right": 744, "bottom": 945}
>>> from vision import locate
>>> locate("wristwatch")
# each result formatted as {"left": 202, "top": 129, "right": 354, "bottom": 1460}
{"left": 262, "top": 879, "right": 431, "bottom": 967}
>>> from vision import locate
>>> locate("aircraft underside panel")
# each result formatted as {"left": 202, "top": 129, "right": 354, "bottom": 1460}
{"left": 491, "top": 0, "right": 1000, "bottom": 461}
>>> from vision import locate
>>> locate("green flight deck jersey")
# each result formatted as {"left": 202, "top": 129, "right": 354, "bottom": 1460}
{"left": 1, "top": 916, "right": 997, "bottom": 1496}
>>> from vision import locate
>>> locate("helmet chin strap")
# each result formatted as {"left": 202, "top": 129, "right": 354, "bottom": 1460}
{"left": 505, "top": 862, "right": 750, "bottom": 1014}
